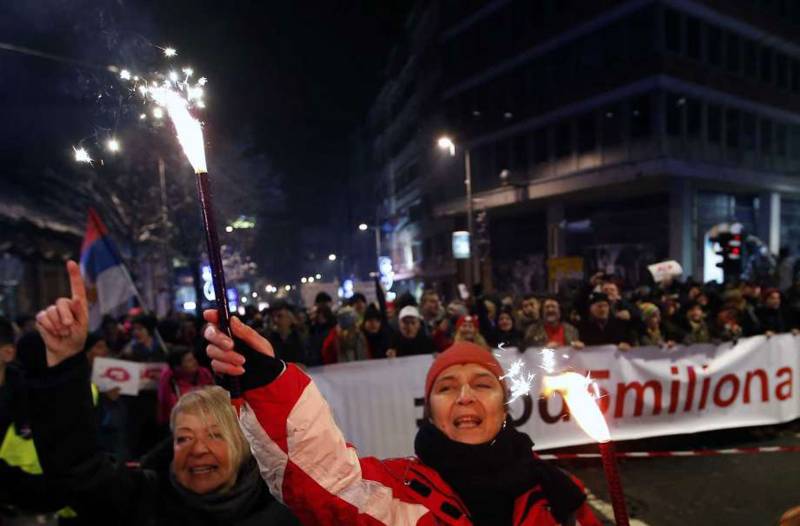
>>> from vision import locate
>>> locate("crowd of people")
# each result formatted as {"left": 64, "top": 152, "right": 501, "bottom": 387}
{"left": 2, "top": 264, "right": 800, "bottom": 523}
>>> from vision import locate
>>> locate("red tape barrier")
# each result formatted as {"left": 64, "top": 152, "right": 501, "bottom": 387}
{"left": 539, "top": 445, "right": 800, "bottom": 460}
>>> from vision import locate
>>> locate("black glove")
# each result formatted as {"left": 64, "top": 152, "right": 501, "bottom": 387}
{"left": 233, "top": 336, "right": 285, "bottom": 392}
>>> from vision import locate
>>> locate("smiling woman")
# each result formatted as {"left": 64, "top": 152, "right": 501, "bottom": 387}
{"left": 16, "top": 261, "right": 299, "bottom": 526}
{"left": 204, "top": 310, "right": 604, "bottom": 526}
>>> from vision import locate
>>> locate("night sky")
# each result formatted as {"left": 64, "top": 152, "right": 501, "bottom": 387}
{"left": 0, "top": 0, "right": 408, "bottom": 274}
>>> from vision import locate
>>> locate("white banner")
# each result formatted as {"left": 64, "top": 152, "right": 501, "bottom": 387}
{"left": 91, "top": 357, "right": 167, "bottom": 396}
{"left": 308, "top": 334, "right": 800, "bottom": 458}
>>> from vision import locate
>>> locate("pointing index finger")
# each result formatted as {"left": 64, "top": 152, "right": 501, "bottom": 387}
{"left": 66, "top": 261, "right": 89, "bottom": 322}
{"left": 67, "top": 260, "right": 87, "bottom": 303}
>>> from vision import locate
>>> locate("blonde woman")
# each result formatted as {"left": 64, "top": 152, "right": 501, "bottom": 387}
{"left": 23, "top": 261, "right": 298, "bottom": 526}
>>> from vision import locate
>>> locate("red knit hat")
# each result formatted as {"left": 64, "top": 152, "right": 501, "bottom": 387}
{"left": 455, "top": 314, "right": 479, "bottom": 331}
{"left": 424, "top": 341, "right": 504, "bottom": 401}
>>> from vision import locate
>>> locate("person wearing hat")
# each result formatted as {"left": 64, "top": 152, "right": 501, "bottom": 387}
{"left": 204, "top": 314, "right": 602, "bottom": 526}
{"left": 361, "top": 303, "right": 391, "bottom": 359}
{"left": 636, "top": 303, "right": 679, "bottom": 348}
{"left": 321, "top": 307, "right": 369, "bottom": 364}
{"left": 577, "top": 292, "right": 635, "bottom": 349}
{"left": 266, "top": 300, "right": 307, "bottom": 365}
{"left": 682, "top": 301, "right": 713, "bottom": 345}
{"left": 386, "top": 305, "right": 437, "bottom": 358}
{"left": 453, "top": 314, "right": 490, "bottom": 350}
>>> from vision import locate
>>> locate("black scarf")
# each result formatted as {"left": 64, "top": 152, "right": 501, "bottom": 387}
{"left": 169, "top": 455, "right": 265, "bottom": 522}
{"left": 414, "top": 421, "right": 585, "bottom": 525}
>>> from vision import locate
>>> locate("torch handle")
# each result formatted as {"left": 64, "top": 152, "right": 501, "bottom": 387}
{"left": 195, "top": 171, "right": 241, "bottom": 398}
{"left": 599, "top": 441, "right": 630, "bottom": 526}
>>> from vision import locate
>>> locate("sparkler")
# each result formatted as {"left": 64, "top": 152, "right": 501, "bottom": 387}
{"left": 73, "top": 146, "right": 92, "bottom": 163}
{"left": 110, "top": 49, "right": 238, "bottom": 396}
{"left": 543, "top": 372, "right": 630, "bottom": 526}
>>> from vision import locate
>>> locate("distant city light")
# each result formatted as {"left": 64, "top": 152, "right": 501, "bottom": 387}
{"left": 315, "top": 273, "right": 322, "bottom": 280}
{"left": 308, "top": 277, "right": 315, "bottom": 283}
{"left": 358, "top": 223, "right": 368, "bottom": 231}
{"left": 284, "top": 285, "right": 291, "bottom": 291}
{"left": 225, "top": 226, "right": 234, "bottom": 233}
{"left": 328, "top": 253, "right": 337, "bottom": 261}
{"left": 251, "top": 291, "right": 258, "bottom": 298}
{"left": 182, "top": 301, "right": 196, "bottom": 311}
{"left": 437, "top": 136, "right": 456, "bottom": 156}
{"left": 301, "top": 277, "right": 307, "bottom": 283}
{"left": 106, "top": 138, "right": 120, "bottom": 152}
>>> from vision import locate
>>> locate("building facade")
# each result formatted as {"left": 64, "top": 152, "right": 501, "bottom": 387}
{"left": 368, "top": 0, "right": 800, "bottom": 296}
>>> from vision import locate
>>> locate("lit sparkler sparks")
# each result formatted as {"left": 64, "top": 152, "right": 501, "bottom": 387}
{"left": 73, "top": 146, "right": 92, "bottom": 163}
{"left": 147, "top": 85, "right": 206, "bottom": 173}
{"left": 494, "top": 344, "right": 535, "bottom": 404}
{"left": 500, "top": 359, "right": 535, "bottom": 404}
{"left": 163, "top": 47, "right": 177, "bottom": 58}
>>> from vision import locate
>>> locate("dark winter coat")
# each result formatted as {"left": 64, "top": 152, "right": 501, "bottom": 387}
{"left": 18, "top": 333, "right": 299, "bottom": 526}
{"left": 577, "top": 317, "right": 635, "bottom": 346}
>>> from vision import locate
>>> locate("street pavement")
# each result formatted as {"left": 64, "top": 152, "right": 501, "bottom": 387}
{"left": 557, "top": 420, "right": 800, "bottom": 525}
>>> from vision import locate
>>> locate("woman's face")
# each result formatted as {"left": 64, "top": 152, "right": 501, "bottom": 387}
{"left": 497, "top": 313, "right": 513, "bottom": 332}
{"left": 180, "top": 352, "right": 199, "bottom": 375}
{"left": 429, "top": 363, "right": 505, "bottom": 445}
{"left": 458, "top": 319, "right": 476, "bottom": 340}
{"left": 172, "top": 412, "right": 233, "bottom": 494}
{"left": 363, "top": 318, "right": 381, "bottom": 334}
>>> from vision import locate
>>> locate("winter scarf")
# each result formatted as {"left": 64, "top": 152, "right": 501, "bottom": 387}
{"left": 414, "top": 421, "right": 585, "bottom": 525}
{"left": 169, "top": 456, "right": 264, "bottom": 522}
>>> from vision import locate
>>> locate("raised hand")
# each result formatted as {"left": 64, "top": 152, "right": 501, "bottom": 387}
{"left": 203, "top": 310, "right": 274, "bottom": 376}
{"left": 35, "top": 260, "right": 89, "bottom": 367}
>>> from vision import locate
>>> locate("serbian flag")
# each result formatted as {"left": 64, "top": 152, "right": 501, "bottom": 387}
{"left": 80, "top": 209, "right": 137, "bottom": 330}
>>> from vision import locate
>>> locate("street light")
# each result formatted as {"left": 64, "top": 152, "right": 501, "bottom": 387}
{"left": 437, "top": 135, "right": 476, "bottom": 287}
{"left": 328, "top": 253, "right": 337, "bottom": 262}
{"left": 106, "top": 138, "right": 120, "bottom": 153}
{"left": 358, "top": 223, "right": 368, "bottom": 231}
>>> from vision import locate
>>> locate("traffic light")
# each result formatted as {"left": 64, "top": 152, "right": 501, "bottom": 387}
{"left": 713, "top": 232, "right": 742, "bottom": 281}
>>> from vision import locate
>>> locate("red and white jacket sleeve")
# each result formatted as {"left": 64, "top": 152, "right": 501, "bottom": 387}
{"left": 238, "top": 363, "right": 431, "bottom": 525}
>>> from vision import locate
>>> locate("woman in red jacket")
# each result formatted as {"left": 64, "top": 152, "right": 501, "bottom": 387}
{"left": 205, "top": 310, "right": 601, "bottom": 526}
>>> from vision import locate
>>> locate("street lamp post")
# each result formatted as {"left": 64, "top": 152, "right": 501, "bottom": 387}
{"left": 358, "top": 223, "right": 381, "bottom": 272}
{"left": 438, "top": 136, "right": 477, "bottom": 287}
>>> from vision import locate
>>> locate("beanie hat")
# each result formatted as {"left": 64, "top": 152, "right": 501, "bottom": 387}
{"left": 639, "top": 302, "right": 660, "bottom": 321}
{"left": 424, "top": 341, "right": 503, "bottom": 402}
{"left": 336, "top": 306, "right": 358, "bottom": 330}
{"left": 363, "top": 303, "right": 381, "bottom": 321}
{"left": 455, "top": 314, "right": 479, "bottom": 331}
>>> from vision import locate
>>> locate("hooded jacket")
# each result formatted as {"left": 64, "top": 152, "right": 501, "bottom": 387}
{"left": 236, "top": 362, "right": 601, "bottom": 526}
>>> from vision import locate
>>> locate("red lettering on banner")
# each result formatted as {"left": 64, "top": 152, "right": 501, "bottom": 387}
{"left": 683, "top": 366, "right": 696, "bottom": 412}
{"left": 775, "top": 367, "right": 793, "bottom": 400}
{"left": 669, "top": 366, "right": 680, "bottom": 414}
{"left": 743, "top": 369, "right": 768, "bottom": 403}
{"left": 538, "top": 393, "right": 570, "bottom": 423}
{"left": 699, "top": 365, "right": 711, "bottom": 410}
{"left": 615, "top": 380, "right": 662, "bottom": 417}
{"left": 543, "top": 364, "right": 795, "bottom": 423}
{"left": 588, "top": 370, "right": 611, "bottom": 414}
{"left": 713, "top": 374, "right": 740, "bottom": 407}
